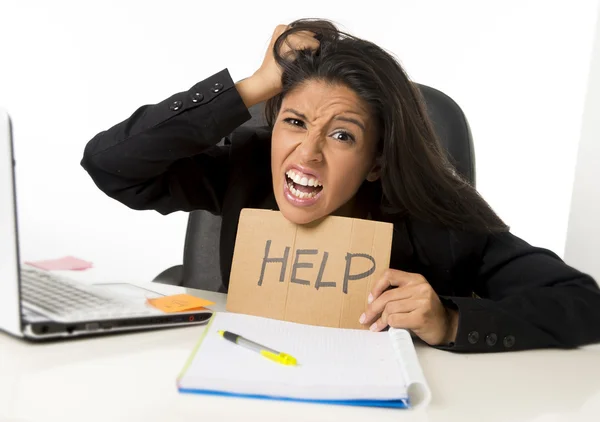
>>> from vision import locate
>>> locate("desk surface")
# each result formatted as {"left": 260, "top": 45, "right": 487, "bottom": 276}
{"left": 1, "top": 269, "right": 600, "bottom": 422}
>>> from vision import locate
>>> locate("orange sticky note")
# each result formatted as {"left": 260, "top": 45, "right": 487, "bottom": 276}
{"left": 147, "top": 294, "right": 215, "bottom": 313}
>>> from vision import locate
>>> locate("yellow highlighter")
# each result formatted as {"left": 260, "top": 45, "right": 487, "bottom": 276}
{"left": 217, "top": 330, "right": 297, "bottom": 366}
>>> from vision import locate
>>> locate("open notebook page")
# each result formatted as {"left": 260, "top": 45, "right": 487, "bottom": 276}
{"left": 178, "top": 312, "right": 409, "bottom": 402}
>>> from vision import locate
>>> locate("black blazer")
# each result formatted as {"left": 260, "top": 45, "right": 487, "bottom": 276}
{"left": 81, "top": 68, "right": 600, "bottom": 353}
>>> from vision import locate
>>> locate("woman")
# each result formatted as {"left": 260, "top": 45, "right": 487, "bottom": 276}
{"left": 81, "top": 19, "right": 600, "bottom": 352}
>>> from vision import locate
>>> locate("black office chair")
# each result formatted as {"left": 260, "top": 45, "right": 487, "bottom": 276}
{"left": 152, "top": 83, "right": 475, "bottom": 291}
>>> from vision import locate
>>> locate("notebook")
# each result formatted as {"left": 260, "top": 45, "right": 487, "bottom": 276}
{"left": 176, "top": 312, "right": 431, "bottom": 409}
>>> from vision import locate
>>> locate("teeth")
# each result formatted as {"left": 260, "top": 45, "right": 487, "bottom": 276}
{"left": 288, "top": 180, "right": 319, "bottom": 199}
{"left": 286, "top": 169, "right": 322, "bottom": 187}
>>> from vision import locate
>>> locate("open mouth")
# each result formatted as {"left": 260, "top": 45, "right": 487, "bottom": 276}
{"left": 284, "top": 169, "right": 323, "bottom": 201}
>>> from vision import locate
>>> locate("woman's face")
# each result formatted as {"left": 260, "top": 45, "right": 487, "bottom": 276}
{"left": 271, "top": 80, "right": 380, "bottom": 225}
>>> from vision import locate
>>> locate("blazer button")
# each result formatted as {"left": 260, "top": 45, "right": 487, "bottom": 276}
{"left": 467, "top": 331, "right": 479, "bottom": 344}
{"left": 191, "top": 92, "right": 204, "bottom": 103}
{"left": 169, "top": 100, "right": 182, "bottom": 111}
{"left": 211, "top": 82, "right": 224, "bottom": 93}
{"left": 485, "top": 333, "right": 498, "bottom": 346}
{"left": 503, "top": 335, "right": 515, "bottom": 348}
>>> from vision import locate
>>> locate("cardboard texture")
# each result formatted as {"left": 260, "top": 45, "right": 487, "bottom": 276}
{"left": 226, "top": 209, "right": 394, "bottom": 329}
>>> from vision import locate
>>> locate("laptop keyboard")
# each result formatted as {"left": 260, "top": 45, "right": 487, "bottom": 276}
{"left": 20, "top": 267, "right": 157, "bottom": 322}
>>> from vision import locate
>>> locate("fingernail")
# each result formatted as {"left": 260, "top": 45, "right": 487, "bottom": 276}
{"left": 359, "top": 313, "right": 366, "bottom": 324}
{"left": 369, "top": 323, "right": 377, "bottom": 332}
{"left": 368, "top": 293, "right": 374, "bottom": 304}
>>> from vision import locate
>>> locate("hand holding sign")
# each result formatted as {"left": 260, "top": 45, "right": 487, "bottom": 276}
{"left": 360, "top": 269, "right": 459, "bottom": 346}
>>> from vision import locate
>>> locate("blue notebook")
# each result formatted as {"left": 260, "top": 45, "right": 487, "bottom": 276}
{"left": 176, "top": 312, "right": 431, "bottom": 409}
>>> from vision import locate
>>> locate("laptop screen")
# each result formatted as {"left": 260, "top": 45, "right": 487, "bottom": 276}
{"left": 0, "top": 108, "right": 23, "bottom": 337}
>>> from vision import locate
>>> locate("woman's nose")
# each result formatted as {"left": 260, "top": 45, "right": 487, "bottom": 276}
{"left": 297, "top": 133, "right": 324, "bottom": 163}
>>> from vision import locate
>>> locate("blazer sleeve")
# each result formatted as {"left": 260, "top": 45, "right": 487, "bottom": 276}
{"left": 438, "top": 231, "right": 600, "bottom": 352}
{"left": 80, "top": 68, "right": 251, "bottom": 215}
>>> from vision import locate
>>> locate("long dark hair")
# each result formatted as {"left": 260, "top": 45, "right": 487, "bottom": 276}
{"left": 265, "top": 19, "right": 508, "bottom": 233}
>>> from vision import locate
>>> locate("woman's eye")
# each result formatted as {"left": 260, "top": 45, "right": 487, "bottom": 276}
{"left": 283, "top": 118, "right": 305, "bottom": 128}
{"left": 331, "top": 131, "right": 355, "bottom": 143}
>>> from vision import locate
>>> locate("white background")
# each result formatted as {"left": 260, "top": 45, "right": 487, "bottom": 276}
{"left": 1, "top": 0, "right": 599, "bottom": 282}
{"left": 565, "top": 3, "right": 600, "bottom": 283}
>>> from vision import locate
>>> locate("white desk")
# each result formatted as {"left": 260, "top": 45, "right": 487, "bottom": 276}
{"left": 1, "top": 269, "right": 600, "bottom": 422}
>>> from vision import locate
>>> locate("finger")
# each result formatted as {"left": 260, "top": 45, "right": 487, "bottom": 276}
{"left": 282, "top": 31, "right": 320, "bottom": 52}
{"left": 369, "top": 315, "right": 387, "bottom": 332}
{"left": 387, "top": 312, "right": 420, "bottom": 331}
{"left": 269, "top": 25, "right": 289, "bottom": 49}
{"left": 283, "top": 37, "right": 320, "bottom": 55}
{"left": 369, "top": 269, "right": 426, "bottom": 304}
{"left": 361, "top": 287, "right": 414, "bottom": 325}
{"left": 273, "top": 24, "right": 289, "bottom": 39}
{"left": 371, "top": 305, "right": 428, "bottom": 332}
{"left": 378, "top": 300, "right": 419, "bottom": 327}
{"left": 368, "top": 304, "right": 418, "bottom": 332}
{"left": 292, "top": 30, "right": 319, "bottom": 40}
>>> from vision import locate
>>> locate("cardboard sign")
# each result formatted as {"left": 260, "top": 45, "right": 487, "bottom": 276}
{"left": 226, "top": 209, "right": 394, "bottom": 329}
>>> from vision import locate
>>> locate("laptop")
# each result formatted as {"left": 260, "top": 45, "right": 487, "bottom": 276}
{"left": 0, "top": 108, "right": 213, "bottom": 340}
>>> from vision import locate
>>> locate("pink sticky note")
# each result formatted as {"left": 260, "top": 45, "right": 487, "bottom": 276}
{"left": 25, "top": 256, "right": 93, "bottom": 271}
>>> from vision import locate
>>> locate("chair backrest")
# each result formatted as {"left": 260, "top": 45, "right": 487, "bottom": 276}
{"left": 181, "top": 83, "right": 475, "bottom": 291}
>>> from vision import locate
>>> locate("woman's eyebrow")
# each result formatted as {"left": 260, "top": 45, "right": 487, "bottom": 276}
{"left": 283, "top": 108, "right": 366, "bottom": 133}
{"left": 282, "top": 108, "right": 308, "bottom": 120}
{"left": 333, "top": 116, "right": 365, "bottom": 133}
